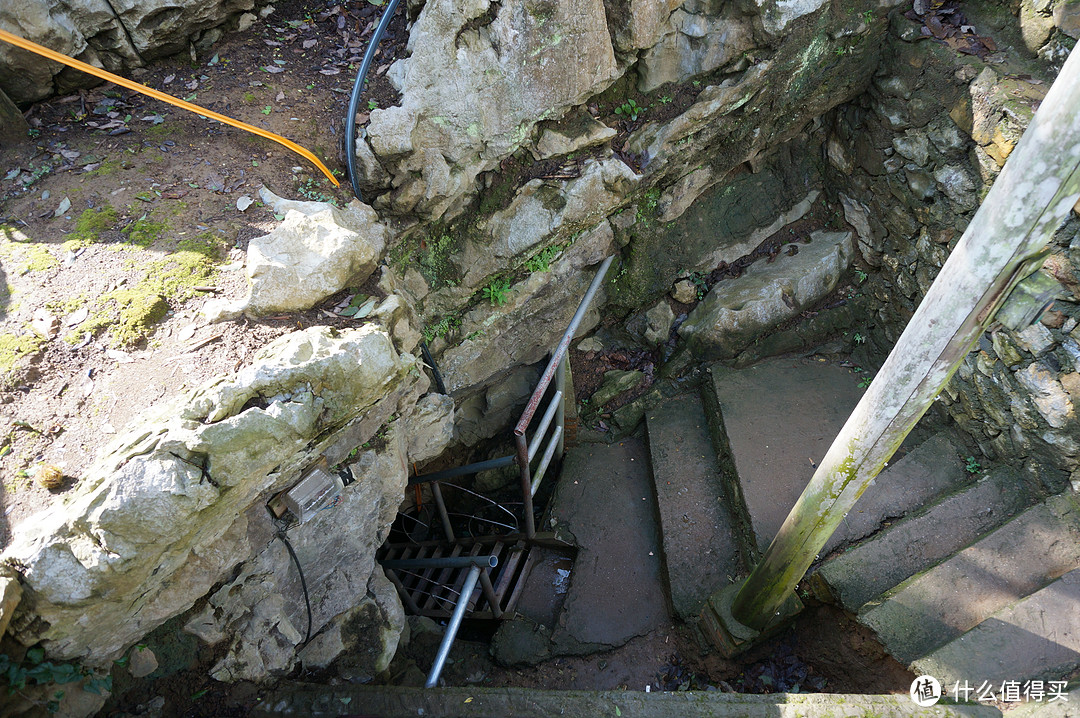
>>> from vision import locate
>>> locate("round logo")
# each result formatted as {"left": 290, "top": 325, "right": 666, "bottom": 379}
{"left": 910, "top": 675, "right": 942, "bottom": 707}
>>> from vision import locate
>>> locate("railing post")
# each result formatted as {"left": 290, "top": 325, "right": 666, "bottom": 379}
{"left": 515, "top": 435, "right": 535, "bottom": 539}
{"left": 702, "top": 44, "right": 1080, "bottom": 656}
{"left": 555, "top": 354, "right": 567, "bottom": 458}
{"left": 430, "top": 482, "right": 455, "bottom": 543}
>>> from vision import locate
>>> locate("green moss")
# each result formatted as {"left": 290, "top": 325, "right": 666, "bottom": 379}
{"left": 0, "top": 332, "right": 43, "bottom": 377}
{"left": 68, "top": 205, "right": 118, "bottom": 248}
{"left": 123, "top": 214, "right": 169, "bottom": 247}
{"left": 391, "top": 229, "right": 461, "bottom": 289}
{"left": 0, "top": 225, "right": 58, "bottom": 272}
{"left": 83, "top": 158, "right": 123, "bottom": 178}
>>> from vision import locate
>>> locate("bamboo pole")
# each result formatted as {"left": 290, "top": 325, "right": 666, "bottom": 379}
{"left": 718, "top": 44, "right": 1080, "bottom": 641}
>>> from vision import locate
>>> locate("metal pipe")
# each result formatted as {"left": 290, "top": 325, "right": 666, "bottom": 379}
{"left": 555, "top": 355, "right": 566, "bottom": 458}
{"left": 527, "top": 390, "right": 563, "bottom": 461}
{"left": 430, "top": 482, "right": 455, "bottom": 543}
{"left": 478, "top": 570, "right": 503, "bottom": 619}
{"left": 514, "top": 255, "right": 613, "bottom": 438}
{"left": 408, "top": 455, "right": 516, "bottom": 485}
{"left": 384, "top": 568, "right": 423, "bottom": 614}
{"left": 530, "top": 426, "right": 563, "bottom": 497}
{"left": 516, "top": 434, "right": 535, "bottom": 539}
{"left": 344, "top": 0, "right": 402, "bottom": 200}
{"left": 381, "top": 555, "right": 498, "bottom": 571}
{"left": 426, "top": 564, "right": 482, "bottom": 687}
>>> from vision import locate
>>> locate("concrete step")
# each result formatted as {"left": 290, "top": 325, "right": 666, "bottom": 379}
{"left": 913, "top": 567, "right": 1080, "bottom": 686}
{"left": 493, "top": 438, "right": 668, "bottom": 665}
{"left": 706, "top": 357, "right": 865, "bottom": 554}
{"left": 813, "top": 466, "right": 1035, "bottom": 611}
{"left": 255, "top": 684, "right": 1001, "bottom": 717}
{"left": 820, "top": 432, "right": 970, "bottom": 557}
{"left": 859, "top": 491, "right": 1080, "bottom": 666}
{"left": 646, "top": 393, "right": 742, "bottom": 620}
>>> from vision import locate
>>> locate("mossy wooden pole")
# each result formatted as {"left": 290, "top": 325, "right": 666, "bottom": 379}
{"left": 721, "top": 45, "right": 1080, "bottom": 641}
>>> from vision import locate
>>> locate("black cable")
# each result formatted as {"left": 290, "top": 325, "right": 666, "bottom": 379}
{"left": 420, "top": 341, "right": 448, "bottom": 395}
{"left": 277, "top": 529, "right": 313, "bottom": 647}
{"left": 345, "top": 0, "right": 403, "bottom": 201}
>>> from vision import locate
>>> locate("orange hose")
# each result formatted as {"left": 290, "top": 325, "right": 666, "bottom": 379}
{"left": 0, "top": 28, "right": 339, "bottom": 186}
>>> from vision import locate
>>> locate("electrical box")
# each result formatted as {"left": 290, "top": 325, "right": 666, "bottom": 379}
{"left": 283, "top": 464, "right": 344, "bottom": 522}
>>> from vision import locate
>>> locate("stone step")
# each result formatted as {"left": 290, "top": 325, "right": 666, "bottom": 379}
{"left": 912, "top": 567, "right": 1080, "bottom": 687}
{"left": 645, "top": 392, "right": 741, "bottom": 620}
{"left": 813, "top": 465, "right": 1035, "bottom": 611}
{"left": 859, "top": 491, "right": 1080, "bottom": 666}
{"left": 706, "top": 357, "right": 865, "bottom": 555}
{"left": 820, "top": 432, "right": 969, "bottom": 557}
{"left": 255, "top": 684, "right": 1001, "bottom": 717}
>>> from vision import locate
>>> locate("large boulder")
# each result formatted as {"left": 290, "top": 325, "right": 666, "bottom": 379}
{"left": 0, "top": 0, "right": 254, "bottom": 103}
{"left": 2, "top": 324, "right": 425, "bottom": 669}
{"left": 365, "top": 0, "right": 620, "bottom": 220}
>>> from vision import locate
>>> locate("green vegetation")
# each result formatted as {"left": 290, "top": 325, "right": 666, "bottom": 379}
{"left": 965, "top": 456, "right": 982, "bottom": 474}
{"left": 262, "top": 105, "right": 272, "bottom": 115}
{"left": 853, "top": 332, "right": 866, "bottom": 345}
{"left": 482, "top": 276, "right": 511, "bottom": 306}
{"left": 857, "top": 376, "right": 872, "bottom": 389}
{"left": 0, "top": 332, "right": 43, "bottom": 378}
{"left": 687, "top": 272, "right": 708, "bottom": 301}
{"left": 636, "top": 187, "right": 662, "bottom": 227}
{"left": 367, "top": 99, "right": 378, "bottom": 110}
{"left": 296, "top": 177, "right": 339, "bottom": 206}
{"left": 68, "top": 205, "right": 118, "bottom": 248}
{"left": 0, "top": 649, "right": 112, "bottom": 714}
{"left": 855, "top": 269, "right": 868, "bottom": 284}
{"left": 524, "top": 243, "right": 564, "bottom": 273}
{"left": 614, "top": 98, "right": 645, "bottom": 122}
{"left": 659, "top": 95, "right": 673, "bottom": 104}
{"left": 423, "top": 314, "right": 461, "bottom": 343}
{"left": 392, "top": 231, "right": 460, "bottom": 289}
{"left": 122, "top": 214, "right": 169, "bottom": 248}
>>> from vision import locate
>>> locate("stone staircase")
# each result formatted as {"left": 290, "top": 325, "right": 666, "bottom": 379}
{"left": 641, "top": 354, "right": 1080, "bottom": 687}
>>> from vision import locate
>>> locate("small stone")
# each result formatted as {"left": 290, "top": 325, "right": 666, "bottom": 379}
{"left": 1041, "top": 309, "right": 1067, "bottom": 329}
{"left": 643, "top": 302, "right": 675, "bottom": 346}
{"left": 0, "top": 576, "right": 23, "bottom": 639}
{"left": 892, "top": 130, "right": 930, "bottom": 166}
{"left": 1014, "top": 323, "right": 1054, "bottom": 355}
{"left": 128, "top": 645, "right": 159, "bottom": 678}
{"left": 591, "top": 370, "right": 645, "bottom": 407}
{"left": 34, "top": 464, "right": 65, "bottom": 490}
{"left": 672, "top": 279, "right": 698, "bottom": 304}
{"left": 237, "top": 12, "right": 257, "bottom": 32}
{"left": 576, "top": 337, "right": 604, "bottom": 353}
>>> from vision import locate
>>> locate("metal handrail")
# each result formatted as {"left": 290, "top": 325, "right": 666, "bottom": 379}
{"left": 514, "top": 255, "right": 614, "bottom": 537}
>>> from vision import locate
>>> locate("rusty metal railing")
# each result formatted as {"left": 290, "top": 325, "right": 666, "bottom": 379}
{"left": 408, "top": 255, "right": 613, "bottom": 540}
{"left": 514, "top": 255, "right": 613, "bottom": 538}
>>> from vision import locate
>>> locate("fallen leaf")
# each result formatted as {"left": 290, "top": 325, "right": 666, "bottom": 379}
{"left": 353, "top": 297, "right": 378, "bottom": 318}
{"left": 106, "top": 349, "right": 134, "bottom": 363}
{"left": 276, "top": 91, "right": 285, "bottom": 102}
{"left": 178, "top": 324, "right": 197, "bottom": 342}
{"left": 60, "top": 149, "right": 81, "bottom": 160}
{"left": 319, "top": 68, "right": 341, "bottom": 75}
{"left": 263, "top": 65, "right": 285, "bottom": 73}
{"left": 185, "top": 79, "right": 199, "bottom": 90}
{"left": 82, "top": 379, "right": 95, "bottom": 398}
{"left": 236, "top": 195, "right": 254, "bottom": 212}
{"left": 163, "top": 73, "right": 175, "bottom": 84}
{"left": 32, "top": 308, "right": 59, "bottom": 339}
{"left": 303, "top": 39, "right": 318, "bottom": 49}
{"left": 4, "top": 168, "right": 20, "bottom": 181}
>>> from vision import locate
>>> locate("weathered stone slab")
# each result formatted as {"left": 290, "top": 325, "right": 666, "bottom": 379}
{"left": 860, "top": 492, "right": 1080, "bottom": 665}
{"left": 816, "top": 466, "right": 1034, "bottom": 611}
{"left": 709, "top": 357, "right": 864, "bottom": 553}
{"left": 913, "top": 567, "right": 1080, "bottom": 685}
{"left": 646, "top": 393, "right": 741, "bottom": 619}
{"left": 680, "top": 231, "right": 855, "bottom": 359}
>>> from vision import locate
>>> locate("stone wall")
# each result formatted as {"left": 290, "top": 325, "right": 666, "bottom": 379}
{"left": 823, "top": 2, "right": 1080, "bottom": 490}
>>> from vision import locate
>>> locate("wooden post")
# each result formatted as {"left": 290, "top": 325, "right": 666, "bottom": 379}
{"left": 0, "top": 87, "right": 29, "bottom": 145}
{"left": 705, "top": 44, "right": 1080, "bottom": 651}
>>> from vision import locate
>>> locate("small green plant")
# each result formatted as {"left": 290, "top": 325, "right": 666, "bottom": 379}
{"left": 863, "top": 10, "right": 873, "bottom": 24}
{"left": 296, "top": 178, "right": 338, "bottom": 206}
{"left": 422, "top": 314, "right": 461, "bottom": 343}
{"left": 261, "top": 105, "right": 272, "bottom": 115}
{"left": 855, "top": 269, "right": 868, "bottom": 284}
{"left": 524, "top": 244, "right": 563, "bottom": 273}
{"left": 688, "top": 272, "right": 708, "bottom": 301}
{"left": 853, "top": 332, "right": 866, "bottom": 345}
{"left": 482, "top": 277, "right": 512, "bottom": 306}
{"left": 614, "top": 99, "right": 644, "bottom": 122}
{"left": 857, "top": 376, "right": 872, "bottom": 389}
{"left": 659, "top": 95, "right": 672, "bottom": 104}
{"left": 636, "top": 187, "right": 662, "bottom": 226}
{"left": 0, "top": 649, "right": 112, "bottom": 714}
{"left": 965, "top": 456, "right": 982, "bottom": 474}
{"left": 835, "top": 46, "right": 848, "bottom": 56}
{"left": 367, "top": 99, "right": 378, "bottom": 110}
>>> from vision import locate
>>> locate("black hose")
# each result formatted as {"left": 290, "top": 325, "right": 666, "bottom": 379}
{"left": 345, "top": 0, "right": 403, "bottom": 201}
{"left": 277, "top": 530, "right": 313, "bottom": 647}
{"left": 420, "top": 341, "right": 448, "bottom": 395}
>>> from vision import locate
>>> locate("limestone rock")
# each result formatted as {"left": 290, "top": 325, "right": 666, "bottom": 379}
{"left": 0, "top": 574, "right": 22, "bottom": 639}
{"left": 680, "top": 231, "right": 855, "bottom": 358}
{"left": 533, "top": 114, "right": 617, "bottom": 161}
{"left": 591, "top": 370, "right": 645, "bottom": 407}
{"left": 1057, "top": 0, "right": 1080, "bottom": 38}
{"left": 0, "top": 0, "right": 254, "bottom": 103}
{"left": 220, "top": 188, "right": 391, "bottom": 316}
{"left": 366, "top": 0, "right": 619, "bottom": 220}
{"left": 893, "top": 130, "right": 930, "bottom": 166}
{"left": 459, "top": 159, "right": 636, "bottom": 290}
{"left": 405, "top": 393, "right": 455, "bottom": 464}
{"left": 127, "top": 645, "right": 159, "bottom": 679}
{"left": 441, "top": 220, "right": 614, "bottom": 396}
{"left": 577, "top": 336, "right": 604, "bottom": 352}
{"left": 1017, "top": 362, "right": 1074, "bottom": 429}
{"left": 643, "top": 301, "right": 675, "bottom": 346}
{"left": 2, "top": 325, "right": 420, "bottom": 667}
{"left": 933, "top": 165, "right": 977, "bottom": 211}
{"left": 672, "top": 279, "right": 698, "bottom": 304}
{"left": 658, "top": 167, "right": 717, "bottom": 223}
{"left": 453, "top": 366, "right": 539, "bottom": 446}
{"left": 608, "top": 0, "right": 684, "bottom": 53}
{"left": 752, "top": 0, "right": 828, "bottom": 35}
{"left": 638, "top": 8, "right": 754, "bottom": 92}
